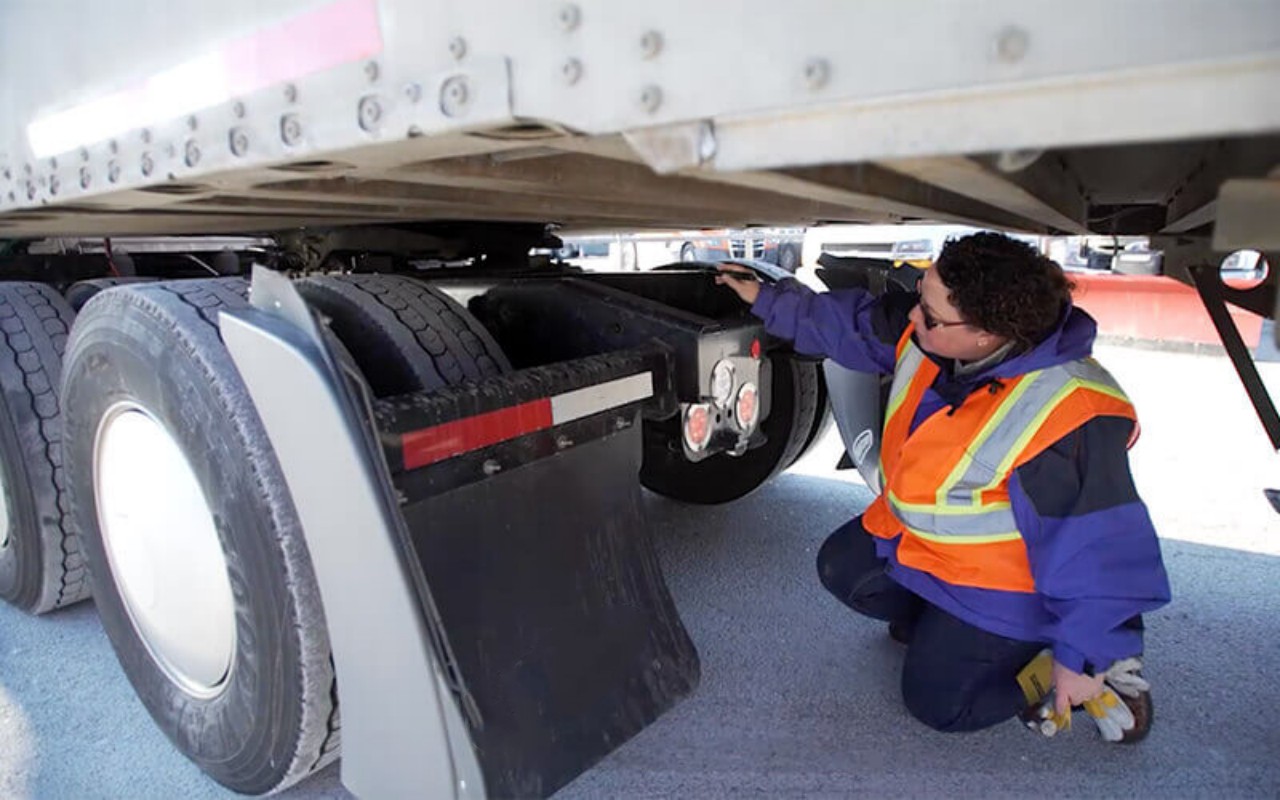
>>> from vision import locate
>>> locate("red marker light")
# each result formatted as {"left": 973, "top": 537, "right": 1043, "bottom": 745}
{"left": 750, "top": 339, "right": 761, "bottom": 360}
{"left": 735, "top": 383, "right": 759, "bottom": 430}
{"left": 683, "top": 403, "right": 712, "bottom": 452}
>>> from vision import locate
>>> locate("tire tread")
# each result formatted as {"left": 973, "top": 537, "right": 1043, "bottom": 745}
{"left": 0, "top": 282, "right": 86, "bottom": 612}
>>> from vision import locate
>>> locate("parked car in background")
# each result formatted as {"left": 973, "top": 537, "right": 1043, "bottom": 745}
{"left": 1221, "top": 249, "right": 1268, "bottom": 282}
{"left": 1046, "top": 236, "right": 1163, "bottom": 275}
{"left": 550, "top": 228, "right": 806, "bottom": 272}
{"left": 675, "top": 228, "right": 805, "bottom": 271}
{"left": 551, "top": 234, "right": 639, "bottom": 271}
{"left": 797, "top": 224, "right": 1034, "bottom": 289}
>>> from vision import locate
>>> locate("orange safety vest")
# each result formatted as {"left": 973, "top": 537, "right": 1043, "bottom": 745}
{"left": 862, "top": 325, "right": 1137, "bottom": 593}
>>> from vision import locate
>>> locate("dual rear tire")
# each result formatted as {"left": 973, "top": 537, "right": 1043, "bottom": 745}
{"left": 60, "top": 275, "right": 508, "bottom": 794}
{"left": 0, "top": 283, "right": 87, "bottom": 614}
{"left": 639, "top": 355, "right": 826, "bottom": 504}
{"left": 62, "top": 279, "right": 339, "bottom": 794}
{"left": 35, "top": 267, "right": 820, "bottom": 792}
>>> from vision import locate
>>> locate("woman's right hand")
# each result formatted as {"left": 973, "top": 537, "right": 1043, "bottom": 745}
{"left": 714, "top": 264, "right": 761, "bottom": 305}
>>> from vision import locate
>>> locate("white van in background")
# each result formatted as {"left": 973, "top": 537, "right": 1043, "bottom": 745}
{"left": 798, "top": 224, "right": 1004, "bottom": 289}
{"left": 556, "top": 228, "right": 807, "bottom": 272}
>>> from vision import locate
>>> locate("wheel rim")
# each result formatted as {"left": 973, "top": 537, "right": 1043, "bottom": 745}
{"left": 0, "top": 464, "right": 10, "bottom": 549}
{"left": 94, "top": 402, "right": 236, "bottom": 697}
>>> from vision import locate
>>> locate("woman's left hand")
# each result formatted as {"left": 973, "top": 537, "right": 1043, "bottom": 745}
{"left": 714, "top": 264, "right": 761, "bottom": 305}
{"left": 1052, "top": 660, "right": 1106, "bottom": 715}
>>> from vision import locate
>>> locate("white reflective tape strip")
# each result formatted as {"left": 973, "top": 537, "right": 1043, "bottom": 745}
{"left": 550, "top": 372, "right": 654, "bottom": 425}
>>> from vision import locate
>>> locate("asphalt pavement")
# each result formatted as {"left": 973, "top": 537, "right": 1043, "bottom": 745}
{"left": 2, "top": 344, "right": 1279, "bottom": 798}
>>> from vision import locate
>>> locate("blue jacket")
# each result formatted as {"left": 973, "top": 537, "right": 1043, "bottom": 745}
{"left": 753, "top": 280, "right": 1172, "bottom": 673}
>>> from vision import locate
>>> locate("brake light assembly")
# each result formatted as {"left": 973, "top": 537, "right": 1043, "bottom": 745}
{"left": 680, "top": 352, "right": 765, "bottom": 460}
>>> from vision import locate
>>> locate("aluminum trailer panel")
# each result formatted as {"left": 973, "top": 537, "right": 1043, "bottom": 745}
{"left": 0, "top": 0, "right": 1277, "bottom": 240}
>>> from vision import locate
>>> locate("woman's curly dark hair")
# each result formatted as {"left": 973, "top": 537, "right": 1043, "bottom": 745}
{"left": 932, "top": 232, "right": 1074, "bottom": 350}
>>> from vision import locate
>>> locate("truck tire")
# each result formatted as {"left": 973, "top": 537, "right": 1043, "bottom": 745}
{"left": 65, "top": 276, "right": 159, "bottom": 311}
{"left": 297, "top": 273, "right": 511, "bottom": 397}
{"left": 0, "top": 283, "right": 87, "bottom": 614}
{"left": 640, "top": 355, "right": 821, "bottom": 504}
{"left": 787, "top": 367, "right": 832, "bottom": 469}
{"left": 61, "top": 279, "right": 338, "bottom": 795}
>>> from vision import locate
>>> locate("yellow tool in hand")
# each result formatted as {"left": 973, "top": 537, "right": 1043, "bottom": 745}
{"left": 1016, "top": 649, "right": 1071, "bottom": 737}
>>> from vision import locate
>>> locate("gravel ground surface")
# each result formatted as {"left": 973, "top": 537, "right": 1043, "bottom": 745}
{"left": 2, "top": 344, "right": 1278, "bottom": 798}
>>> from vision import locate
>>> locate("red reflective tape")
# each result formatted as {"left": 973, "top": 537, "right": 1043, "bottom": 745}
{"left": 401, "top": 399, "right": 553, "bottom": 470}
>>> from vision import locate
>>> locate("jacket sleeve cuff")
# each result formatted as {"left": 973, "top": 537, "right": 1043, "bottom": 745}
{"left": 750, "top": 283, "right": 779, "bottom": 319}
{"left": 1052, "top": 642, "right": 1089, "bottom": 674}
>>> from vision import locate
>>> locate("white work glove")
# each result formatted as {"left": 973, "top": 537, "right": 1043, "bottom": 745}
{"left": 1082, "top": 687, "right": 1135, "bottom": 742}
{"left": 1082, "top": 658, "right": 1150, "bottom": 742}
{"left": 1102, "top": 657, "right": 1150, "bottom": 698}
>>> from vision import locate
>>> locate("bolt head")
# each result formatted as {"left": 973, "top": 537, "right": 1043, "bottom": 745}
{"left": 358, "top": 95, "right": 384, "bottom": 131}
{"left": 996, "top": 25, "right": 1030, "bottom": 63}
{"left": 284, "top": 84, "right": 299, "bottom": 103}
{"left": 640, "top": 30, "right": 663, "bottom": 59}
{"left": 404, "top": 82, "right": 423, "bottom": 103}
{"left": 449, "top": 36, "right": 467, "bottom": 60}
{"left": 184, "top": 140, "right": 201, "bottom": 167}
{"left": 280, "top": 114, "right": 303, "bottom": 146}
{"left": 558, "top": 3, "right": 581, "bottom": 31}
{"left": 108, "top": 161, "right": 121, "bottom": 183}
{"left": 803, "top": 58, "right": 831, "bottom": 89}
{"left": 439, "top": 77, "right": 471, "bottom": 117}
{"left": 561, "top": 58, "right": 583, "bottom": 85}
{"left": 187, "top": 115, "right": 199, "bottom": 131}
{"left": 140, "top": 153, "right": 154, "bottom": 176}
{"left": 233, "top": 101, "right": 246, "bottom": 119}
{"left": 365, "top": 61, "right": 380, "bottom": 82}
{"left": 79, "top": 167, "right": 91, "bottom": 189}
{"left": 638, "top": 84, "right": 663, "bottom": 113}
{"left": 229, "top": 128, "right": 250, "bottom": 157}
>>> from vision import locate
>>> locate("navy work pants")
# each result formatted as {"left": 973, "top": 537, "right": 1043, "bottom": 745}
{"left": 817, "top": 517, "right": 1044, "bottom": 732}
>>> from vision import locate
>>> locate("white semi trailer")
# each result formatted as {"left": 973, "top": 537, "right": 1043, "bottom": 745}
{"left": 0, "top": 1, "right": 1277, "bottom": 796}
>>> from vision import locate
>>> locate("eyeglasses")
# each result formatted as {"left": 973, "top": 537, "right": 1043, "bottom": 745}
{"left": 920, "top": 307, "right": 971, "bottom": 331}
{"left": 915, "top": 276, "right": 970, "bottom": 330}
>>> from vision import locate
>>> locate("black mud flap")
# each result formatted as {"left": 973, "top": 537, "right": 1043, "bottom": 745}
{"left": 380, "top": 353, "right": 699, "bottom": 797}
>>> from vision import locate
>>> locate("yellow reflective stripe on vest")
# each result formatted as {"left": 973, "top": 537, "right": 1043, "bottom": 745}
{"left": 888, "top": 489, "right": 1020, "bottom": 539}
{"left": 988, "top": 374, "right": 1129, "bottom": 483}
{"left": 934, "top": 371, "right": 1044, "bottom": 507}
{"left": 985, "top": 359, "right": 1128, "bottom": 486}
{"left": 880, "top": 343, "right": 926, "bottom": 476}
{"left": 941, "top": 359, "right": 1130, "bottom": 506}
{"left": 885, "top": 345, "right": 925, "bottom": 425}
{"left": 899, "top": 523, "right": 1024, "bottom": 545}
{"left": 942, "top": 367, "right": 1075, "bottom": 506}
